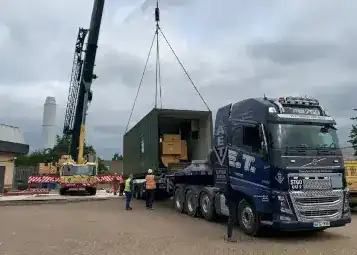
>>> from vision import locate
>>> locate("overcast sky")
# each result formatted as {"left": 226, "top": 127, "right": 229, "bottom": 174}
{"left": 0, "top": 0, "right": 356, "bottom": 159}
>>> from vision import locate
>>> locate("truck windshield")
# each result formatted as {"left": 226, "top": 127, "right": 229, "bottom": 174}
{"left": 268, "top": 123, "right": 340, "bottom": 149}
{"left": 61, "top": 165, "right": 96, "bottom": 176}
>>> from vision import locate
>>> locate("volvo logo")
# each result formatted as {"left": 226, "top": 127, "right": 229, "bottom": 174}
{"left": 275, "top": 171, "right": 284, "bottom": 184}
{"left": 301, "top": 158, "right": 326, "bottom": 167}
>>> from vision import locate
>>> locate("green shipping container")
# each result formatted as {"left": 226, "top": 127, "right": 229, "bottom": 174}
{"left": 123, "top": 108, "right": 213, "bottom": 178}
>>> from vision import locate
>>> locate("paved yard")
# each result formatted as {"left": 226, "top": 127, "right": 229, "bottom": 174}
{"left": 0, "top": 198, "right": 356, "bottom": 255}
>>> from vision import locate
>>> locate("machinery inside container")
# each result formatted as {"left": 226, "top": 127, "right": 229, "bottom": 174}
{"left": 158, "top": 115, "right": 211, "bottom": 169}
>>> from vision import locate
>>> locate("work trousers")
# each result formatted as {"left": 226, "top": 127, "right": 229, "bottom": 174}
{"left": 125, "top": 192, "right": 132, "bottom": 209}
{"left": 226, "top": 199, "right": 237, "bottom": 238}
{"left": 119, "top": 183, "right": 125, "bottom": 196}
{"left": 146, "top": 189, "right": 155, "bottom": 208}
{"left": 112, "top": 183, "right": 118, "bottom": 195}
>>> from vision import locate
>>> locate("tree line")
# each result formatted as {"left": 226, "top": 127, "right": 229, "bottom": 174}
{"left": 349, "top": 109, "right": 357, "bottom": 156}
{"left": 112, "top": 153, "right": 123, "bottom": 160}
{"left": 14, "top": 135, "right": 109, "bottom": 174}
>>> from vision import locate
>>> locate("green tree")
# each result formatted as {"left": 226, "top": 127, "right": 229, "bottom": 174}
{"left": 112, "top": 153, "right": 123, "bottom": 160}
{"left": 15, "top": 135, "right": 97, "bottom": 166}
{"left": 97, "top": 157, "right": 109, "bottom": 174}
{"left": 348, "top": 109, "right": 357, "bottom": 156}
{"left": 15, "top": 149, "right": 51, "bottom": 166}
{"left": 50, "top": 135, "right": 95, "bottom": 161}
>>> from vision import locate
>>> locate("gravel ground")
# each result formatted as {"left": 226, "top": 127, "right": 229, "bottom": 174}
{"left": 0, "top": 198, "right": 356, "bottom": 255}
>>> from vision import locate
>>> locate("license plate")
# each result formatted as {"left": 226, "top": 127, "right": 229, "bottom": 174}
{"left": 69, "top": 188, "right": 85, "bottom": 191}
{"left": 289, "top": 177, "right": 304, "bottom": 190}
{"left": 313, "top": 221, "right": 330, "bottom": 228}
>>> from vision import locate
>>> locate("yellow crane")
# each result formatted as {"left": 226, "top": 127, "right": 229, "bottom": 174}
{"left": 59, "top": 0, "right": 105, "bottom": 196}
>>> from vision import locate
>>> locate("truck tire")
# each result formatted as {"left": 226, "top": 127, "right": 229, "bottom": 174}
{"left": 134, "top": 188, "right": 140, "bottom": 199}
{"left": 185, "top": 189, "right": 198, "bottom": 217}
{"left": 174, "top": 188, "right": 184, "bottom": 213}
{"left": 139, "top": 187, "right": 144, "bottom": 199}
{"left": 200, "top": 191, "right": 216, "bottom": 221}
{"left": 237, "top": 199, "right": 261, "bottom": 236}
{"left": 88, "top": 188, "right": 97, "bottom": 196}
{"left": 59, "top": 188, "right": 66, "bottom": 196}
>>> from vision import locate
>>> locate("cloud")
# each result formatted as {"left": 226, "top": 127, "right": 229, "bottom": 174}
{"left": 248, "top": 40, "right": 337, "bottom": 65}
{"left": 0, "top": 0, "right": 356, "bottom": 159}
{"left": 95, "top": 50, "right": 156, "bottom": 88}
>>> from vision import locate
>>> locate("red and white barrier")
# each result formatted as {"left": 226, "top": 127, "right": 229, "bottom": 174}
{"left": 96, "top": 175, "right": 120, "bottom": 183}
{"left": 28, "top": 176, "right": 60, "bottom": 183}
{"left": 27, "top": 175, "right": 121, "bottom": 184}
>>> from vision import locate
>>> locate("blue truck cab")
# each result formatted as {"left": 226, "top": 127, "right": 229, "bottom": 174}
{"left": 212, "top": 96, "right": 351, "bottom": 235}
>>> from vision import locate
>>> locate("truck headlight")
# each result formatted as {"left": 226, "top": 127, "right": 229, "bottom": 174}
{"left": 277, "top": 195, "right": 293, "bottom": 214}
{"left": 344, "top": 189, "right": 350, "bottom": 212}
{"left": 280, "top": 215, "right": 292, "bottom": 221}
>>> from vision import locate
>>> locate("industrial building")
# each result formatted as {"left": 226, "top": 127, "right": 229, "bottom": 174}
{"left": 0, "top": 124, "right": 29, "bottom": 193}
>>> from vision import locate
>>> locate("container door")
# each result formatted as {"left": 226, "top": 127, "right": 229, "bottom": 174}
{"left": 0, "top": 166, "right": 5, "bottom": 194}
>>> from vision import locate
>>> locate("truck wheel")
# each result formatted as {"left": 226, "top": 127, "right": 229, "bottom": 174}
{"left": 174, "top": 188, "right": 184, "bottom": 213}
{"left": 237, "top": 200, "right": 261, "bottom": 236}
{"left": 59, "top": 188, "right": 66, "bottom": 196}
{"left": 88, "top": 188, "right": 97, "bottom": 196}
{"left": 134, "top": 188, "right": 140, "bottom": 199}
{"left": 200, "top": 192, "right": 216, "bottom": 221}
{"left": 185, "top": 189, "right": 198, "bottom": 217}
{"left": 139, "top": 187, "right": 144, "bottom": 199}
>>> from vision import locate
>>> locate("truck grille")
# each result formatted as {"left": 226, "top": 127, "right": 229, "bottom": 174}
{"left": 303, "top": 178, "right": 331, "bottom": 190}
{"left": 300, "top": 209, "right": 339, "bottom": 218}
{"left": 290, "top": 190, "right": 343, "bottom": 222}
{"left": 295, "top": 196, "right": 340, "bottom": 205}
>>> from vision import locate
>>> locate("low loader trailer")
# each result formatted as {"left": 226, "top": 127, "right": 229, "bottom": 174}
{"left": 124, "top": 97, "right": 351, "bottom": 236}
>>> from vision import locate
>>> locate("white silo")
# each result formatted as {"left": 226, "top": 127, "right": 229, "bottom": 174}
{"left": 42, "top": 96, "right": 57, "bottom": 149}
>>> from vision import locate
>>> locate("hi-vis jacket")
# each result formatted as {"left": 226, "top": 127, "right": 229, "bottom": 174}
{"left": 125, "top": 178, "right": 133, "bottom": 192}
{"left": 145, "top": 174, "right": 156, "bottom": 190}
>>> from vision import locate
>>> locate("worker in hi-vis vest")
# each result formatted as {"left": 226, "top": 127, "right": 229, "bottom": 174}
{"left": 124, "top": 174, "right": 134, "bottom": 210}
{"left": 145, "top": 169, "right": 157, "bottom": 209}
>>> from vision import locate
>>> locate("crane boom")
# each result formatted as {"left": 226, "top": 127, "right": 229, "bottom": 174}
{"left": 63, "top": 28, "right": 88, "bottom": 136}
{"left": 63, "top": 0, "right": 105, "bottom": 162}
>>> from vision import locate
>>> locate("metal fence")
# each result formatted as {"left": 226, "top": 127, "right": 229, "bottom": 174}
{"left": 13, "top": 166, "right": 40, "bottom": 190}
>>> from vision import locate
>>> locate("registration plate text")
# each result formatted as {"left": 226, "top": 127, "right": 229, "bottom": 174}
{"left": 313, "top": 221, "right": 330, "bottom": 228}
{"left": 69, "top": 188, "right": 85, "bottom": 191}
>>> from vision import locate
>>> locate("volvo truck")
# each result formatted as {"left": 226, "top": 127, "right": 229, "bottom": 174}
{"left": 124, "top": 96, "right": 351, "bottom": 236}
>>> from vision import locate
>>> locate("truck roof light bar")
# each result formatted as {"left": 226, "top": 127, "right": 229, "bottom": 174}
{"left": 278, "top": 96, "right": 319, "bottom": 106}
